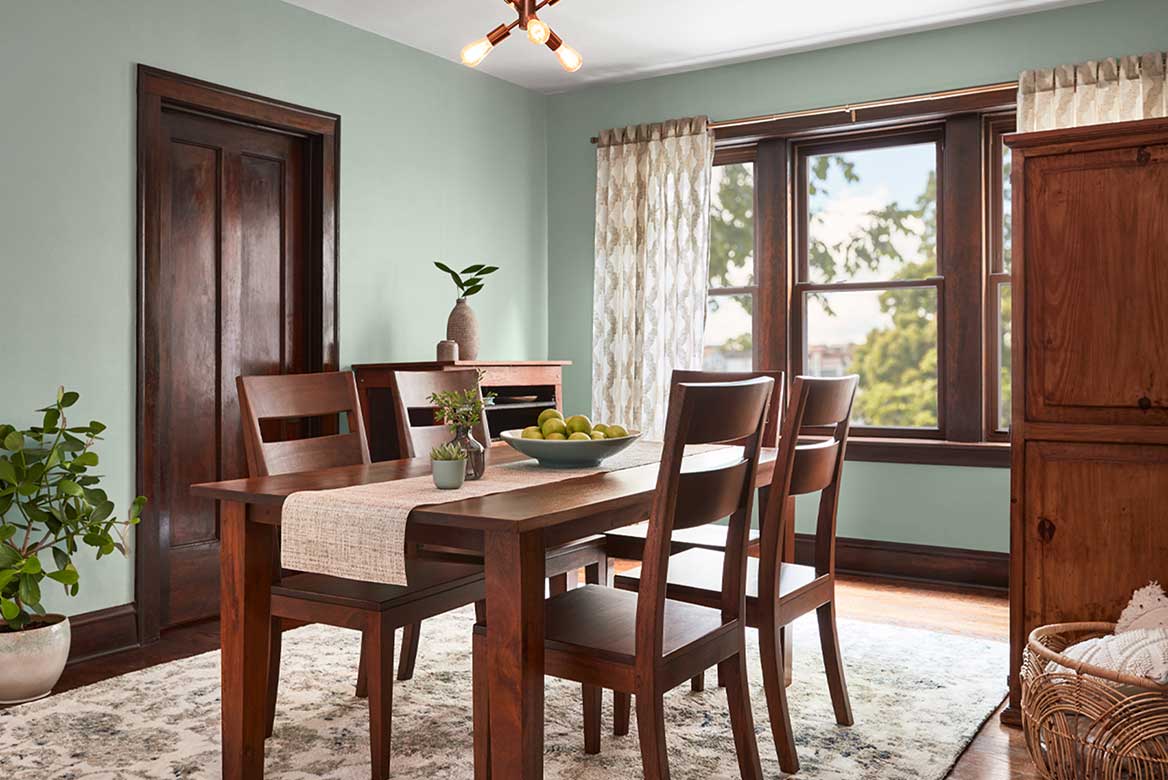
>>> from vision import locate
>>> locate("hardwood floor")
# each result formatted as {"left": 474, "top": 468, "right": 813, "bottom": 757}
{"left": 52, "top": 574, "right": 1035, "bottom": 779}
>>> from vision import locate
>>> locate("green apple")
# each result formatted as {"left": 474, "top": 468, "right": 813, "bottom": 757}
{"left": 545, "top": 432, "right": 567, "bottom": 440}
{"left": 537, "top": 408, "right": 564, "bottom": 427}
{"left": 568, "top": 431, "right": 591, "bottom": 441}
{"left": 590, "top": 431, "right": 606, "bottom": 440}
{"left": 592, "top": 423, "right": 610, "bottom": 435}
{"left": 606, "top": 424, "right": 629, "bottom": 438}
{"left": 541, "top": 418, "right": 568, "bottom": 437}
{"left": 565, "top": 414, "right": 592, "bottom": 435}
{"left": 520, "top": 426, "right": 544, "bottom": 439}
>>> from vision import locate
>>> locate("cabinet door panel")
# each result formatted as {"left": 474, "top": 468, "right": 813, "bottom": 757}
{"left": 1024, "top": 143, "right": 1168, "bottom": 425}
{"left": 1025, "top": 441, "right": 1168, "bottom": 636}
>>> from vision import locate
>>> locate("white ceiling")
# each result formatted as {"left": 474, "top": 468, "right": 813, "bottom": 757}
{"left": 283, "top": 0, "right": 1095, "bottom": 94}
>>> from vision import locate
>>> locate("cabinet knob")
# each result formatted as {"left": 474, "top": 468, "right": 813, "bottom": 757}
{"left": 1138, "top": 395, "right": 1153, "bottom": 411}
{"left": 1037, "top": 516, "right": 1056, "bottom": 542}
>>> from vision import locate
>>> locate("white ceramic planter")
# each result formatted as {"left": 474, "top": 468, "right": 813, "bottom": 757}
{"left": 0, "top": 615, "right": 71, "bottom": 704}
{"left": 431, "top": 459, "right": 467, "bottom": 490}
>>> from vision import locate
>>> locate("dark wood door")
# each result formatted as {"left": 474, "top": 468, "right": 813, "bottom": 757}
{"left": 148, "top": 108, "right": 309, "bottom": 628}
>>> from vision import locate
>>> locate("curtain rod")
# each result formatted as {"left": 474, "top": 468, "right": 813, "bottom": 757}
{"left": 589, "top": 81, "right": 1019, "bottom": 144}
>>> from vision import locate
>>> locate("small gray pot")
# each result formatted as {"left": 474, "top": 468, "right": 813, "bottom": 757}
{"left": 431, "top": 458, "right": 467, "bottom": 490}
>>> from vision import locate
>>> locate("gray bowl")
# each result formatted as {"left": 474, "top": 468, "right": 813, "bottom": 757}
{"left": 499, "top": 429, "right": 643, "bottom": 468}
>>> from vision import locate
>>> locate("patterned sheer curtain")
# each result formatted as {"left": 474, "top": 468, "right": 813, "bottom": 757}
{"left": 591, "top": 117, "right": 715, "bottom": 440}
{"left": 1019, "top": 52, "right": 1167, "bottom": 131}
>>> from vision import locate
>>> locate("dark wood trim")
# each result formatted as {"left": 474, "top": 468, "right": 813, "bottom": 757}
{"left": 135, "top": 65, "right": 340, "bottom": 644}
{"left": 754, "top": 139, "right": 790, "bottom": 376}
{"left": 715, "top": 83, "right": 1017, "bottom": 145}
{"left": 793, "top": 534, "right": 1008, "bottom": 591}
{"left": 845, "top": 437, "right": 1010, "bottom": 467}
{"left": 67, "top": 603, "right": 140, "bottom": 665}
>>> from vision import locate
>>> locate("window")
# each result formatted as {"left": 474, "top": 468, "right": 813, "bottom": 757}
{"left": 986, "top": 116, "right": 1015, "bottom": 437}
{"left": 703, "top": 160, "right": 756, "bottom": 371}
{"left": 700, "top": 88, "right": 1016, "bottom": 466}
{"left": 796, "top": 137, "right": 942, "bottom": 432}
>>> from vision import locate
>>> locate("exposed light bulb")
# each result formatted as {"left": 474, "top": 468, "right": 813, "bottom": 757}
{"left": 554, "top": 42, "right": 583, "bottom": 72}
{"left": 461, "top": 37, "right": 494, "bottom": 68}
{"left": 526, "top": 17, "right": 551, "bottom": 45}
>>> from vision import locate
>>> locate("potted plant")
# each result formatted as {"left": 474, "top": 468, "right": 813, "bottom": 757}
{"left": 0, "top": 388, "right": 145, "bottom": 703}
{"left": 429, "top": 386, "right": 493, "bottom": 481}
{"left": 433, "top": 261, "right": 499, "bottom": 361}
{"left": 430, "top": 443, "right": 468, "bottom": 490}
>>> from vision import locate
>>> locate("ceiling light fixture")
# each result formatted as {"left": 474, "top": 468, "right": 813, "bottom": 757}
{"left": 461, "top": 0, "right": 581, "bottom": 73}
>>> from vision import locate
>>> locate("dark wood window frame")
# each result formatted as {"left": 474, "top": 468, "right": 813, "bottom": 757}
{"left": 709, "top": 85, "right": 1015, "bottom": 467}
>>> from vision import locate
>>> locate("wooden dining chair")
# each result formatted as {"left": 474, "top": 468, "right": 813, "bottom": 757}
{"left": 614, "top": 374, "right": 859, "bottom": 774}
{"left": 387, "top": 368, "right": 613, "bottom": 683}
{"left": 472, "top": 376, "right": 775, "bottom": 779}
{"left": 237, "top": 371, "right": 487, "bottom": 780}
{"left": 600, "top": 368, "right": 783, "bottom": 694}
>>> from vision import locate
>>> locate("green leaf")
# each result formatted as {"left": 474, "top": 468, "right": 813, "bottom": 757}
{"left": 477, "top": 266, "right": 499, "bottom": 276}
{"left": 18, "top": 574, "right": 40, "bottom": 608}
{"left": 52, "top": 547, "right": 69, "bottom": 571}
{"left": 0, "top": 545, "right": 21, "bottom": 569}
{"left": 58, "top": 479, "right": 83, "bottom": 497}
{"left": 74, "top": 452, "right": 99, "bottom": 468}
{"left": 0, "top": 598, "right": 18, "bottom": 622}
{"left": 0, "top": 569, "right": 17, "bottom": 592}
{"left": 59, "top": 391, "right": 79, "bottom": 408}
{"left": 463, "top": 284, "right": 484, "bottom": 297}
{"left": 0, "top": 460, "right": 16, "bottom": 485}
{"left": 22, "top": 556, "right": 41, "bottom": 575}
{"left": 42, "top": 408, "right": 60, "bottom": 431}
{"left": 92, "top": 500, "right": 114, "bottom": 523}
{"left": 47, "top": 568, "right": 78, "bottom": 586}
{"left": 2, "top": 431, "right": 23, "bottom": 451}
{"left": 0, "top": 525, "right": 15, "bottom": 542}
{"left": 89, "top": 421, "right": 106, "bottom": 436}
{"left": 460, "top": 264, "right": 484, "bottom": 275}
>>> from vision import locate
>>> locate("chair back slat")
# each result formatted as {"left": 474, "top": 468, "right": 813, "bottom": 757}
{"left": 237, "top": 371, "right": 371, "bottom": 478}
{"left": 671, "top": 369, "right": 784, "bottom": 447}
{"left": 760, "top": 375, "right": 858, "bottom": 580}
{"left": 788, "top": 439, "right": 841, "bottom": 496}
{"left": 390, "top": 369, "right": 490, "bottom": 458}
{"left": 673, "top": 458, "right": 752, "bottom": 531}
{"left": 635, "top": 376, "right": 773, "bottom": 666}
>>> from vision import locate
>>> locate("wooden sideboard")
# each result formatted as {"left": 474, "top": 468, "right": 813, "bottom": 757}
{"left": 351, "top": 361, "right": 570, "bottom": 462}
{"left": 1002, "top": 118, "right": 1168, "bottom": 724}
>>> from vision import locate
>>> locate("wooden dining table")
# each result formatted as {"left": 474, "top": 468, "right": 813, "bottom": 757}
{"left": 191, "top": 443, "right": 782, "bottom": 779}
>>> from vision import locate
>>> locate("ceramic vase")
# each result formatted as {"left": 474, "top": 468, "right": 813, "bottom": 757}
{"left": 0, "top": 615, "right": 71, "bottom": 704}
{"left": 431, "top": 459, "right": 467, "bottom": 490}
{"left": 446, "top": 298, "right": 479, "bottom": 361}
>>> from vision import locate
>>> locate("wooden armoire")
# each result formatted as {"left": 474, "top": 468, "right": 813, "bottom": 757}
{"left": 1004, "top": 117, "right": 1168, "bottom": 723}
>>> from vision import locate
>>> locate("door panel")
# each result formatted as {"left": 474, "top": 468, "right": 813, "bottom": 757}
{"left": 154, "top": 109, "right": 308, "bottom": 628}
{"left": 1025, "top": 441, "right": 1168, "bottom": 636}
{"left": 1025, "top": 143, "right": 1168, "bottom": 424}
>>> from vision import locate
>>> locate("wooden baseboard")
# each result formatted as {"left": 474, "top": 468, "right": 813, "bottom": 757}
{"left": 67, "top": 603, "right": 140, "bottom": 665}
{"left": 794, "top": 534, "right": 1008, "bottom": 592}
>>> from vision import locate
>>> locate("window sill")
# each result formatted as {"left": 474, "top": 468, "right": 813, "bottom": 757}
{"left": 845, "top": 437, "right": 1010, "bottom": 468}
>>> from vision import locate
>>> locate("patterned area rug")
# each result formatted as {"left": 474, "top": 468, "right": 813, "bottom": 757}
{"left": 0, "top": 606, "right": 1006, "bottom": 779}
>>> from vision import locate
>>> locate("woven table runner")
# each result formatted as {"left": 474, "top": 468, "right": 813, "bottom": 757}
{"left": 281, "top": 440, "right": 704, "bottom": 586}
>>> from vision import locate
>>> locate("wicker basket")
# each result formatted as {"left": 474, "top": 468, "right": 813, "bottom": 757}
{"left": 1022, "top": 622, "right": 1168, "bottom": 779}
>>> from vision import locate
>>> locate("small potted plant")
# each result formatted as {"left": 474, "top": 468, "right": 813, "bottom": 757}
{"left": 429, "top": 386, "right": 493, "bottom": 481}
{"left": 0, "top": 388, "right": 145, "bottom": 703}
{"left": 430, "top": 443, "right": 468, "bottom": 490}
{"left": 433, "top": 261, "right": 499, "bottom": 361}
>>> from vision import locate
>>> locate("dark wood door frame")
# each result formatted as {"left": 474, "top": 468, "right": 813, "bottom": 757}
{"left": 136, "top": 65, "right": 339, "bottom": 644}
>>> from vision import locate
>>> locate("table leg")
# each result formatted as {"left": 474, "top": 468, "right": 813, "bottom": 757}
{"left": 220, "top": 501, "right": 276, "bottom": 780}
{"left": 485, "top": 529, "right": 546, "bottom": 779}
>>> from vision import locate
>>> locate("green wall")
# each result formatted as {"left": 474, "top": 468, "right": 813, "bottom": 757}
{"left": 0, "top": 0, "right": 547, "bottom": 616}
{"left": 546, "top": 0, "right": 1168, "bottom": 552}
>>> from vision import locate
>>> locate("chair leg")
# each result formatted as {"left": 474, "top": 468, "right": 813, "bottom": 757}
{"left": 367, "top": 617, "right": 394, "bottom": 780}
{"left": 613, "top": 692, "right": 631, "bottom": 736}
{"left": 759, "top": 619, "right": 800, "bottom": 774}
{"left": 717, "top": 665, "right": 727, "bottom": 688}
{"left": 584, "top": 556, "right": 604, "bottom": 586}
{"left": 720, "top": 651, "right": 764, "bottom": 780}
{"left": 818, "top": 600, "right": 854, "bottom": 726}
{"left": 265, "top": 617, "right": 282, "bottom": 739}
{"left": 397, "top": 621, "right": 422, "bottom": 681}
{"left": 583, "top": 684, "right": 601, "bottom": 754}
{"left": 472, "top": 628, "right": 491, "bottom": 780}
{"left": 635, "top": 686, "right": 669, "bottom": 780}
{"left": 690, "top": 671, "right": 705, "bottom": 692}
{"left": 356, "top": 631, "right": 369, "bottom": 698}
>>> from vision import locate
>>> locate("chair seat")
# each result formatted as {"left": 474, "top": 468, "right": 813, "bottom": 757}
{"left": 543, "top": 584, "right": 726, "bottom": 663}
{"left": 603, "top": 521, "right": 760, "bottom": 559}
{"left": 614, "top": 548, "right": 825, "bottom": 607}
{"left": 273, "top": 558, "right": 483, "bottom": 612}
